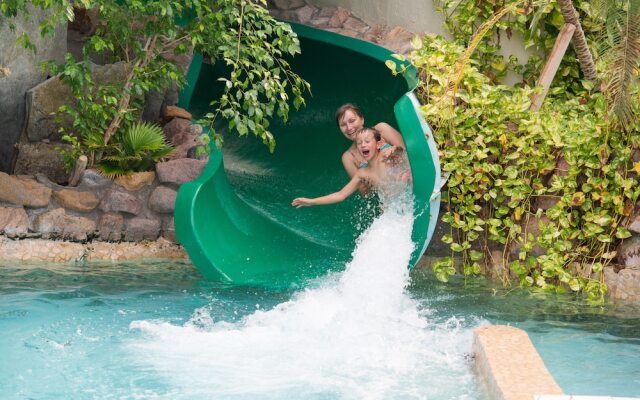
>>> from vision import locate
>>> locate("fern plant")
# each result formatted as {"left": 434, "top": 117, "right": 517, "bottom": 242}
{"left": 593, "top": 0, "right": 640, "bottom": 129}
{"left": 97, "top": 121, "right": 174, "bottom": 178}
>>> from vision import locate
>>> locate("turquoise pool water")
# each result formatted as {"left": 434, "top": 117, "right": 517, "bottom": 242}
{"left": 0, "top": 207, "right": 483, "bottom": 399}
{"left": 1, "top": 206, "right": 639, "bottom": 398}
{"left": 410, "top": 271, "right": 640, "bottom": 397}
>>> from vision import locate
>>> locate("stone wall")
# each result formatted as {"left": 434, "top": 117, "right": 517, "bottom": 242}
{"left": 0, "top": 105, "right": 203, "bottom": 262}
{"left": 267, "top": 0, "right": 416, "bottom": 54}
{"left": 0, "top": 108, "right": 206, "bottom": 263}
{"left": 0, "top": 6, "right": 67, "bottom": 173}
{"left": 0, "top": 156, "right": 205, "bottom": 245}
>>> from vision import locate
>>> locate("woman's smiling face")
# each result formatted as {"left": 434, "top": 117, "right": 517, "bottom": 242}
{"left": 338, "top": 109, "right": 365, "bottom": 141}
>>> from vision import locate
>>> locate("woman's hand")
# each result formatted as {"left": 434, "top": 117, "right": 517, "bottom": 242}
{"left": 292, "top": 197, "right": 313, "bottom": 208}
{"left": 382, "top": 146, "right": 404, "bottom": 166}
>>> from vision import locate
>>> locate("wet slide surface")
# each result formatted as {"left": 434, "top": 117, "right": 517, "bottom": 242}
{"left": 175, "top": 23, "right": 439, "bottom": 288}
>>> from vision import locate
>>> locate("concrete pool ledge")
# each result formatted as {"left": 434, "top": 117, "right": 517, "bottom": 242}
{"left": 473, "top": 325, "right": 564, "bottom": 400}
{"left": 0, "top": 236, "right": 187, "bottom": 263}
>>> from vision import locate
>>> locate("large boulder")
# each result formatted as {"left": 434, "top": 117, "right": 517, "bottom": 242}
{"left": 617, "top": 235, "right": 640, "bottom": 270}
{"left": 114, "top": 171, "right": 156, "bottom": 191}
{"left": 0, "top": 6, "right": 66, "bottom": 172}
{"left": 161, "top": 216, "right": 176, "bottom": 242}
{"left": 97, "top": 212, "right": 124, "bottom": 242}
{"left": 379, "top": 26, "right": 414, "bottom": 54}
{"left": 269, "top": 0, "right": 306, "bottom": 10}
{"left": 628, "top": 210, "right": 640, "bottom": 234}
{"left": 148, "top": 186, "right": 177, "bottom": 214}
{"left": 0, "top": 172, "right": 52, "bottom": 207}
{"left": 78, "top": 169, "right": 112, "bottom": 188}
{"left": 99, "top": 189, "right": 143, "bottom": 215}
{"left": 13, "top": 142, "right": 70, "bottom": 184}
{"left": 328, "top": 7, "right": 351, "bottom": 28}
{"left": 604, "top": 266, "right": 640, "bottom": 301}
{"left": 124, "top": 217, "right": 161, "bottom": 241}
{"left": 156, "top": 159, "right": 207, "bottom": 185}
{"left": 163, "top": 119, "right": 203, "bottom": 160}
{"left": 23, "top": 62, "right": 129, "bottom": 142}
{"left": 53, "top": 188, "right": 100, "bottom": 212}
{"left": 33, "top": 208, "right": 97, "bottom": 241}
{"left": 0, "top": 206, "right": 29, "bottom": 237}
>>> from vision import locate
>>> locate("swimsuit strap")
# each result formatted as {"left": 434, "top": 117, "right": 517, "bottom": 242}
{"left": 358, "top": 161, "right": 369, "bottom": 169}
{"left": 380, "top": 143, "right": 393, "bottom": 151}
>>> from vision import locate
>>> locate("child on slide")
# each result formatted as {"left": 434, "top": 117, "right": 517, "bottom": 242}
{"left": 292, "top": 127, "right": 411, "bottom": 208}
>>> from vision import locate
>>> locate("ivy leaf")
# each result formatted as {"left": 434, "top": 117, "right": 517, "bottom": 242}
{"left": 385, "top": 60, "right": 398, "bottom": 75}
{"left": 469, "top": 250, "right": 483, "bottom": 261}
{"left": 411, "top": 35, "right": 423, "bottom": 50}
{"left": 615, "top": 227, "right": 632, "bottom": 239}
{"left": 568, "top": 278, "right": 581, "bottom": 292}
{"left": 450, "top": 243, "right": 464, "bottom": 252}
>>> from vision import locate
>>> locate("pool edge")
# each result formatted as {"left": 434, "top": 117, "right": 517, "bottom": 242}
{"left": 473, "top": 325, "right": 564, "bottom": 400}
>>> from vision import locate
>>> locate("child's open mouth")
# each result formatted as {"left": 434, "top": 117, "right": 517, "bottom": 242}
{"left": 361, "top": 149, "right": 371, "bottom": 157}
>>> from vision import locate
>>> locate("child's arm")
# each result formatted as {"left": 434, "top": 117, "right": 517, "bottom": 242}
{"left": 292, "top": 174, "right": 362, "bottom": 208}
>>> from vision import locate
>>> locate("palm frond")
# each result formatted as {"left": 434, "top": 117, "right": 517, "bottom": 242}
{"left": 601, "top": 2, "right": 640, "bottom": 128}
{"left": 149, "top": 145, "right": 175, "bottom": 161}
{"left": 82, "top": 130, "right": 107, "bottom": 148}
{"left": 449, "top": 1, "right": 523, "bottom": 98}
{"left": 124, "top": 121, "right": 169, "bottom": 154}
{"left": 529, "top": 0, "right": 554, "bottom": 35}
{"left": 101, "top": 154, "right": 143, "bottom": 162}
{"left": 96, "top": 162, "right": 132, "bottom": 179}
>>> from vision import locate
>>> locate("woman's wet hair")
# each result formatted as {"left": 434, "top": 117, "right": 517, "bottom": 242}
{"left": 335, "top": 103, "right": 364, "bottom": 127}
{"left": 355, "top": 127, "right": 381, "bottom": 142}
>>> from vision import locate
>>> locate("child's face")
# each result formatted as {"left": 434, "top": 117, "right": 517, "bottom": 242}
{"left": 356, "top": 131, "right": 379, "bottom": 161}
{"left": 338, "top": 109, "right": 365, "bottom": 141}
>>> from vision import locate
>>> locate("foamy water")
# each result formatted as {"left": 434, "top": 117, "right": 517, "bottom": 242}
{"left": 129, "top": 195, "right": 481, "bottom": 399}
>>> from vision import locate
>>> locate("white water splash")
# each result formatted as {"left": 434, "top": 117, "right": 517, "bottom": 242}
{"left": 129, "top": 195, "right": 480, "bottom": 399}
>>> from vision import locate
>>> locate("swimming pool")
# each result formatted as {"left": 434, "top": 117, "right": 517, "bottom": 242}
{"left": 1, "top": 206, "right": 638, "bottom": 398}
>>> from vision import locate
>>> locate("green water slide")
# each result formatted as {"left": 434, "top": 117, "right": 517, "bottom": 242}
{"left": 174, "top": 23, "right": 443, "bottom": 287}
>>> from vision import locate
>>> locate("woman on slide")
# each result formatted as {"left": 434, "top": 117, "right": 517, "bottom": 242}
{"left": 335, "top": 103, "right": 406, "bottom": 179}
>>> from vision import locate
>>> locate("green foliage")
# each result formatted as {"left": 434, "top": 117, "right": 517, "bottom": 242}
{"left": 197, "top": 0, "right": 311, "bottom": 152}
{"left": 9, "top": 0, "right": 309, "bottom": 170}
{"left": 432, "top": 0, "right": 597, "bottom": 93}
{"left": 1, "top": 0, "right": 72, "bottom": 41}
{"left": 405, "top": 35, "right": 640, "bottom": 302}
{"left": 58, "top": 134, "right": 82, "bottom": 172}
{"left": 592, "top": 0, "right": 640, "bottom": 129}
{"left": 97, "top": 121, "right": 174, "bottom": 177}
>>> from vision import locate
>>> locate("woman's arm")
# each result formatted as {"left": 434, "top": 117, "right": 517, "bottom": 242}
{"left": 292, "top": 174, "right": 362, "bottom": 208}
{"left": 342, "top": 151, "right": 371, "bottom": 195}
{"left": 375, "top": 122, "right": 405, "bottom": 149}
{"left": 341, "top": 151, "right": 359, "bottom": 178}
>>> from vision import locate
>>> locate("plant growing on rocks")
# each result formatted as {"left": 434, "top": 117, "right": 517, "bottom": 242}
{"left": 398, "top": 33, "right": 640, "bottom": 302}
{"left": 98, "top": 121, "right": 174, "bottom": 177}
{"left": 7, "top": 0, "right": 310, "bottom": 171}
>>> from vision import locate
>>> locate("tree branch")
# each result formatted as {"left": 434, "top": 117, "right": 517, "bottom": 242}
{"left": 102, "top": 34, "right": 158, "bottom": 146}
